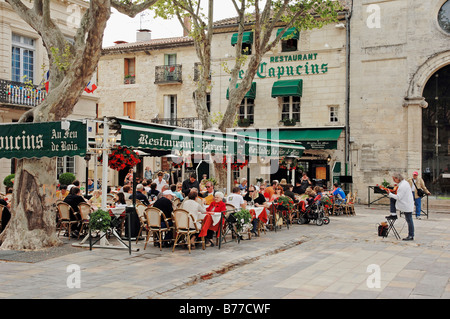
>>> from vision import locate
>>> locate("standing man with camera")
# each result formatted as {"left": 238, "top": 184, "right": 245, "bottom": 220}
{"left": 408, "top": 171, "right": 431, "bottom": 220}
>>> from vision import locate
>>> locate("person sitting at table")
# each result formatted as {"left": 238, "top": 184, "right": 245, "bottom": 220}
{"left": 270, "top": 186, "right": 284, "bottom": 202}
{"left": 157, "top": 184, "right": 170, "bottom": 200}
{"left": 243, "top": 185, "right": 267, "bottom": 236}
{"left": 332, "top": 183, "right": 346, "bottom": 204}
{"left": 205, "top": 191, "right": 227, "bottom": 247}
{"left": 284, "top": 184, "right": 299, "bottom": 203}
{"left": 201, "top": 181, "right": 216, "bottom": 205}
{"left": 152, "top": 190, "right": 175, "bottom": 246}
{"left": 265, "top": 180, "right": 278, "bottom": 200}
{"left": 238, "top": 178, "right": 248, "bottom": 192}
{"left": 170, "top": 184, "right": 184, "bottom": 201}
{"left": 226, "top": 187, "right": 247, "bottom": 210}
{"left": 135, "top": 183, "right": 150, "bottom": 206}
{"left": 67, "top": 180, "right": 80, "bottom": 192}
{"left": 147, "top": 182, "right": 160, "bottom": 201}
{"left": 180, "top": 190, "right": 206, "bottom": 248}
{"left": 56, "top": 185, "right": 69, "bottom": 201}
{"left": 114, "top": 192, "right": 127, "bottom": 206}
{"left": 90, "top": 190, "right": 102, "bottom": 207}
{"left": 63, "top": 187, "right": 88, "bottom": 237}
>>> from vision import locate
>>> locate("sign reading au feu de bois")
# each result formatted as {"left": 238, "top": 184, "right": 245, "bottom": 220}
{"left": 0, "top": 120, "right": 87, "bottom": 159}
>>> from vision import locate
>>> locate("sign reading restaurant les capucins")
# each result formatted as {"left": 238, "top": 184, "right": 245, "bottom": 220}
{"left": 237, "top": 52, "right": 328, "bottom": 80}
{"left": 0, "top": 121, "right": 87, "bottom": 159}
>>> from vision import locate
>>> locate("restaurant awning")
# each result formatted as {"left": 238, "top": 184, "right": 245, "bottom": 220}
{"left": 271, "top": 79, "right": 303, "bottom": 98}
{"left": 276, "top": 27, "right": 299, "bottom": 40}
{"left": 0, "top": 120, "right": 87, "bottom": 159}
{"left": 226, "top": 82, "right": 256, "bottom": 100}
{"left": 234, "top": 127, "right": 344, "bottom": 150}
{"left": 231, "top": 31, "right": 254, "bottom": 46}
{"left": 114, "top": 117, "right": 304, "bottom": 157}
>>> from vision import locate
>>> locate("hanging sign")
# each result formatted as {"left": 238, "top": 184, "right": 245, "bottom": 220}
{"left": 0, "top": 120, "right": 87, "bottom": 159}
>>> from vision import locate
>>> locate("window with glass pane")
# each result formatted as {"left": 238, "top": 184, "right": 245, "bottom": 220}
{"left": 11, "top": 34, "right": 35, "bottom": 83}
{"left": 438, "top": 1, "right": 450, "bottom": 34}
{"left": 57, "top": 157, "right": 75, "bottom": 178}
{"left": 292, "top": 96, "right": 300, "bottom": 121}
{"left": 282, "top": 97, "right": 290, "bottom": 120}
{"left": 239, "top": 98, "right": 254, "bottom": 124}
{"left": 329, "top": 106, "right": 338, "bottom": 122}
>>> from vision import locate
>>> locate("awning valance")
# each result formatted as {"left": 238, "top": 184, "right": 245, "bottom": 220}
{"left": 0, "top": 120, "right": 87, "bottom": 159}
{"left": 115, "top": 118, "right": 304, "bottom": 157}
{"left": 276, "top": 27, "right": 299, "bottom": 40}
{"left": 226, "top": 82, "right": 256, "bottom": 100}
{"left": 231, "top": 31, "right": 254, "bottom": 46}
{"left": 234, "top": 127, "right": 344, "bottom": 150}
{"left": 271, "top": 79, "right": 303, "bottom": 98}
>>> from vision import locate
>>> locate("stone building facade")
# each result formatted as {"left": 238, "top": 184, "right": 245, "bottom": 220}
{"left": 350, "top": 0, "right": 450, "bottom": 201}
{"left": 0, "top": 0, "right": 98, "bottom": 191}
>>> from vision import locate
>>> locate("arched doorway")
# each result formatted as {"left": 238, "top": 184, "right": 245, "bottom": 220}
{"left": 422, "top": 64, "right": 450, "bottom": 196}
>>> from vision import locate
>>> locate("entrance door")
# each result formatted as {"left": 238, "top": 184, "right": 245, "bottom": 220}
{"left": 422, "top": 65, "right": 450, "bottom": 196}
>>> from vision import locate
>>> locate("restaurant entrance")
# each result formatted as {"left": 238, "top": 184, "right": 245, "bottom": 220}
{"left": 422, "top": 64, "right": 450, "bottom": 196}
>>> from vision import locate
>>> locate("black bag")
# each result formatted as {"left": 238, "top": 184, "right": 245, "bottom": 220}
{"left": 412, "top": 179, "right": 426, "bottom": 197}
{"left": 378, "top": 223, "right": 388, "bottom": 237}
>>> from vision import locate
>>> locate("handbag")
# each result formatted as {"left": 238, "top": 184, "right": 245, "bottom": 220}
{"left": 412, "top": 179, "right": 426, "bottom": 198}
{"left": 378, "top": 222, "right": 388, "bottom": 237}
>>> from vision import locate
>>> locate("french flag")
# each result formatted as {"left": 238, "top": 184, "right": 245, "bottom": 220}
{"left": 84, "top": 81, "right": 97, "bottom": 94}
{"left": 44, "top": 71, "right": 49, "bottom": 93}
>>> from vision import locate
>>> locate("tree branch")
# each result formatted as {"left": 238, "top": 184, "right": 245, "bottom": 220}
{"left": 111, "top": 0, "right": 159, "bottom": 18}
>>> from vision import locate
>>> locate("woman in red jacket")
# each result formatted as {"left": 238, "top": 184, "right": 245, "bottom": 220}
{"left": 205, "top": 192, "right": 226, "bottom": 246}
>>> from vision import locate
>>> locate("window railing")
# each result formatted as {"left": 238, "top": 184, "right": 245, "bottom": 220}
{"left": 0, "top": 79, "right": 46, "bottom": 107}
{"left": 155, "top": 65, "right": 182, "bottom": 84}
{"left": 152, "top": 117, "right": 202, "bottom": 129}
{"left": 124, "top": 75, "right": 135, "bottom": 84}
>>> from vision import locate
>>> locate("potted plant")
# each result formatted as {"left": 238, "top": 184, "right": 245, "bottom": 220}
{"left": 58, "top": 172, "right": 76, "bottom": 186}
{"left": 234, "top": 209, "right": 253, "bottom": 235}
{"left": 89, "top": 209, "right": 111, "bottom": 233}
{"left": 281, "top": 118, "right": 297, "bottom": 126}
{"left": 124, "top": 74, "right": 135, "bottom": 84}
{"left": 274, "top": 196, "right": 295, "bottom": 213}
{"left": 98, "top": 146, "right": 141, "bottom": 171}
{"left": 3, "top": 173, "right": 15, "bottom": 189}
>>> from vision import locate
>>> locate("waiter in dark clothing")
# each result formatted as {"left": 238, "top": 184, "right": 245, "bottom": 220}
{"left": 181, "top": 173, "right": 200, "bottom": 197}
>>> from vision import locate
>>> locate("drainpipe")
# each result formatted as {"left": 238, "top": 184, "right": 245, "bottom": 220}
{"left": 344, "top": 10, "right": 352, "bottom": 177}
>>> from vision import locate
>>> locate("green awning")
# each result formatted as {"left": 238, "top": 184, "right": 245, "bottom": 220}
{"left": 226, "top": 82, "right": 256, "bottom": 100}
{"left": 271, "top": 79, "right": 303, "bottom": 98}
{"left": 234, "top": 127, "right": 343, "bottom": 150}
{"left": 231, "top": 31, "right": 254, "bottom": 46}
{"left": 0, "top": 120, "right": 87, "bottom": 159}
{"left": 116, "top": 118, "right": 304, "bottom": 157}
{"left": 276, "top": 27, "right": 299, "bottom": 40}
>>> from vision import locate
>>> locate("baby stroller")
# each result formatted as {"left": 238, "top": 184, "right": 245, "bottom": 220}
{"left": 297, "top": 195, "right": 330, "bottom": 226}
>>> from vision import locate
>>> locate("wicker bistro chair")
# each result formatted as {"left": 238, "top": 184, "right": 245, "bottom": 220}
{"left": 346, "top": 192, "right": 357, "bottom": 216}
{"left": 172, "top": 209, "right": 205, "bottom": 254}
{"left": 56, "top": 202, "right": 79, "bottom": 239}
{"left": 135, "top": 203, "right": 149, "bottom": 243}
{"left": 77, "top": 202, "right": 94, "bottom": 239}
{"left": 143, "top": 207, "right": 174, "bottom": 251}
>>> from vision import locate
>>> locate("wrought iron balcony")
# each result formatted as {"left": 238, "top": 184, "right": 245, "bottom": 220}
{"left": 155, "top": 64, "right": 182, "bottom": 84}
{"left": 124, "top": 75, "right": 135, "bottom": 84}
{"left": 152, "top": 117, "right": 202, "bottom": 129}
{"left": 0, "top": 79, "right": 46, "bottom": 108}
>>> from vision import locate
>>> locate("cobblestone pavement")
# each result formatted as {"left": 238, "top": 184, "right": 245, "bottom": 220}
{"left": 0, "top": 205, "right": 449, "bottom": 299}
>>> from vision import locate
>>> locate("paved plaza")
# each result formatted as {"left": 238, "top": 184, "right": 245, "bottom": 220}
{"left": 0, "top": 204, "right": 449, "bottom": 300}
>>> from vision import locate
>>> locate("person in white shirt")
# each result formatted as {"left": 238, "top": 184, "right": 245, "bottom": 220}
{"left": 387, "top": 172, "right": 415, "bottom": 241}
{"left": 226, "top": 187, "right": 247, "bottom": 209}
{"left": 155, "top": 171, "right": 168, "bottom": 192}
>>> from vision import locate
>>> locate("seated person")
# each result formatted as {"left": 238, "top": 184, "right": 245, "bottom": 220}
{"left": 225, "top": 187, "right": 247, "bottom": 209}
{"left": 170, "top": 184, "right": 184, "bottom": 201}
{"left": 201, "top": 181, "right": 216, "bottom": 205}
{"left": 243, "top": 185, "right": 267, "bottom": 207}
{"left": 135, "top": 184, "right": 150, "bottom": 206}
{"left": 114, "top": 192, "right": 127, "bottom": 206}
{"left": 63, "top": 187, "right": 88, "bottom": 236}
{"left": 90, "top": 190, "right": 102, "bottom": 207}
{"left": 56, "top": 185, "right": 69, "bottom": 201}
{"left": 181, "top": 190, "right": 206, "bottom": 247}
{"left": 284, "top": 184, "right": 299, "bottom": 203}
{"left": 205, "top": 192, "right": 227, "bottom": 247}
{"left": 147, "top": 182, "right": 160, "bottom": 201}
{"left": 332, "top": 183, "right": 346, "bottom": 204}
{"left": 152, "top": 190, "right": 175, "bottom": 245}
